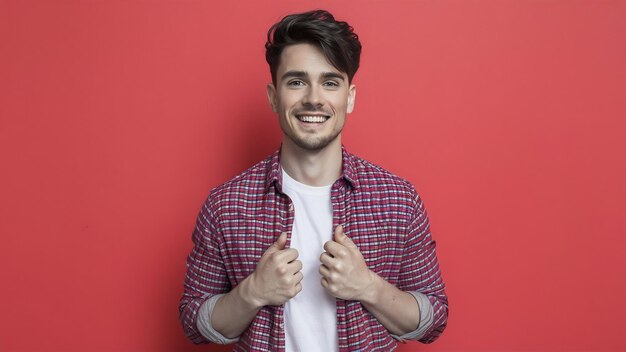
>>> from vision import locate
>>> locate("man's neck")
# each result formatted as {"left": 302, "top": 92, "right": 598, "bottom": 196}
{"left": 280, "top": 139, "right": 342, "bottom": 187}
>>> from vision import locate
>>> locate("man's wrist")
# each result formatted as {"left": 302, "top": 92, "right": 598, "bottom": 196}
{"left": 358, "top": 270, "right": 382, "bottom": 305}
{"left": 238, "top": 273, "right": 265, "bottom": 309}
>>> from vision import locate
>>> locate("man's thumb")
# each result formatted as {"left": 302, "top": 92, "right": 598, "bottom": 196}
{"left": 334, "top": 225, "right": 355, "bottom": 247}
{"left": 269, "top": 232, "right": 287, "bottom": 252}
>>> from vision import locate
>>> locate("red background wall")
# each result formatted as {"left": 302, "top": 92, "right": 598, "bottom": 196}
{"left": 1, "top": 1, "right": 625, "bottom": 351}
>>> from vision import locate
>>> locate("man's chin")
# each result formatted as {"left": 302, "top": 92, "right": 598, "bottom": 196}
{"left": 292, "top": 135, "right": 340, "bottom": 152}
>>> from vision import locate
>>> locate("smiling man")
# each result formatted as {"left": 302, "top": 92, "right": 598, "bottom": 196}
{"left": 179, "top": 10, "right": 448, "bottom": 352}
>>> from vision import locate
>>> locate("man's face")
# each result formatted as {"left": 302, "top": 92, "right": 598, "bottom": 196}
{"left": 267, "top": 43, "right": 356, "bottom": 152}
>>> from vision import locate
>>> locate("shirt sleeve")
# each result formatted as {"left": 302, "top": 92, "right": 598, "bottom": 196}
{"left": 196, "top": 293, "right": 240, "bottom": 344}
{"left": 179, "top": 199, "right": 232, "bottom": 344}
{"left": 395, "top": 190, "right": 449, "bottom": 343}
{"left": 390, "top": 291, "right": 434, "bottom": 342}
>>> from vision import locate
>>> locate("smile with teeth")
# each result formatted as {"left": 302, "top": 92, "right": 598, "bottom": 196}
{"left": 296, "top": 115, "right": 330, "bottom": 123}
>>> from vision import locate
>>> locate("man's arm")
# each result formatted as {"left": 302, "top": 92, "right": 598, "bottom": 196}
{"left": 210, "top": 232, "right": 303, "bottom": 339}
{"left": 360, "top": 272, "right": 422, "bottom": 336}
{"left": 180, "top": 202, "right": 303, "bottom": 344}
{"left": 319, "top": 226, "right": 420, "bottom": 335}
{"left": 399, "top": 193, "right": 448, "bottom": 343}
{"left": 179, "top": 203, "right": 231, "bottom": 344}
{"left": 320, "top": 195, "right": 448, "bottom": 343}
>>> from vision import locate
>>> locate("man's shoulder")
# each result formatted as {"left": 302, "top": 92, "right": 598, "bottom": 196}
{"left": 348, "top": 152, "right": 425, "bottom": 222}
{"left": 349, "top": 152, "right": 417, "bottom": 196}
{"left": 207, "top": 154, "right": 274, "bottom": 203}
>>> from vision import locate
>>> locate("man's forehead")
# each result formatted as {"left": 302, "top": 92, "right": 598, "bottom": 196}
{"left": 277, "top": 44, "right": 347, "bottom": 79}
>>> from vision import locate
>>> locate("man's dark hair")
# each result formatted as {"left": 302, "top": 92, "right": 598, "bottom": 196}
{"left": 265, "top": 10, "right": 362, "bottom": 84}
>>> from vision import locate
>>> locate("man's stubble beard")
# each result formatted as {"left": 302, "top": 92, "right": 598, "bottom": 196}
{"left": 282, "top": 121, "right": 343, "bottom": 152}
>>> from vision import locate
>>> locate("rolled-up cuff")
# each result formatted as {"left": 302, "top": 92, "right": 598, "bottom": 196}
{"left": 196, "top": 293, "right": 240, "bottom": 344}
{"left": 391, "top": 291, "right": 434, "bottom": 342}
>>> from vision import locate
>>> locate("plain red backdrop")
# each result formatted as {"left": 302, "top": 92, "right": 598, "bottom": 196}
{"left": 1, "top": 1, "right": 625, "bottom": 351}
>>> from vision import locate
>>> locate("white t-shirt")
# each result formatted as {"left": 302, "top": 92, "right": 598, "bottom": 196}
{"left": 281, "top": 170, "right": 338, "bottom": 352}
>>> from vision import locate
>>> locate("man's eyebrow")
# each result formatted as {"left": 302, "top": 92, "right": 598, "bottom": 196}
{"left": 281, "top": 70, "right": 307, "bottom": 80}
{"left": 320, "top": 72, "right": 345, "bottom": 81}
{"left": 280, "top": 71, "right": 345, "bottom": 81}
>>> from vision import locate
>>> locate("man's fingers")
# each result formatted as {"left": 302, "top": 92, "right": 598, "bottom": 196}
{"left": 282, "top": 248, "right": 299, "bottom": 262}
{"left": 320, "top": 277, "right": 329, "bottom": 290}
{"left": 294, "top": 271, "right": 304, "bottom": 283}
{"left": 294, "top": 282, "right": 303, "bottom": 295}
{"left": 267, "top": 232, "right": 287, "bottom": 253}
{"left": 324, "top": 240, "right": 349, "bottom": 258}
{"left": 290, "top": 259, "right": 303, "bottom": 274}
{"left": 319, "top": 251, "right": 333, "bottom": 267}
{"left": 333, "top": 225, "right": 357, "bottom": 248}
{"left": 319, "top": 264, "right": 330, "bottom": 278}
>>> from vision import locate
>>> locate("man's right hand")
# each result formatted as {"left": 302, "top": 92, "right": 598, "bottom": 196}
{"left": 210, "top": 233, "right": 302, "bottom": 338}
{"left": 246, "top": 232, "right": 303, "bottom": 307}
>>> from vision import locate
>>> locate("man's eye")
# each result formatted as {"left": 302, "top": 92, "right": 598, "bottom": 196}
{"left": 323, "top": 81, "right": 339, "bottom": 87}
{"left": 288, "top": 80, "right": 305, "bottom": 86}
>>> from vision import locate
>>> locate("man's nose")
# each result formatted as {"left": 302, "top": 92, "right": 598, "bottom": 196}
{"left": 302, "top": 86, "right": 323, "bottom": 107}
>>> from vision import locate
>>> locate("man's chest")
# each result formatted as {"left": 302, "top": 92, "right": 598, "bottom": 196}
{"left": 217, "top": 192, "right": 411, "bottom": 284}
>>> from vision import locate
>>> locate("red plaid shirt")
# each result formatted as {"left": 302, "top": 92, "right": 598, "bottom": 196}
{"left": 179, "top": 147, "right": 448, "bottom": 351}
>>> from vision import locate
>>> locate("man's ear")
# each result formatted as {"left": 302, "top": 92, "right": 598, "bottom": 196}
{"left": 347, "top": 84, "right": 356, "bottom": 114}
{"left": 266, "top": 83, "right": 277, "bottom": 112}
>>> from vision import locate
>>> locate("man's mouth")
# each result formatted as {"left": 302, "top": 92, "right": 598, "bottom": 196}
{"left": 295, "top": 114, "right": 330, "bottom": 123}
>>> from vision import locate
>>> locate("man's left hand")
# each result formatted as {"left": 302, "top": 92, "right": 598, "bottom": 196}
{"left": 319, "top": 225, "right": 377, "bottom": 302}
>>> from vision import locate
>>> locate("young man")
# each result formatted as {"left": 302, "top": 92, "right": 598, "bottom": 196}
{"left": 179, "top": 10, "right": 448, "bottom": 352}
